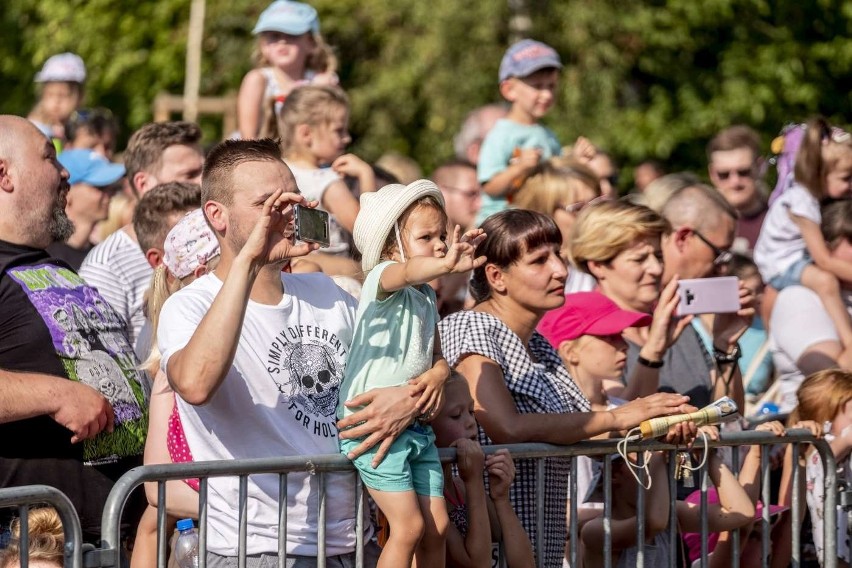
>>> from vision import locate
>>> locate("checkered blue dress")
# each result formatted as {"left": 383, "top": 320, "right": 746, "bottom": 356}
{"left": 439, "top": 310, "right": 590, "bottom": 568}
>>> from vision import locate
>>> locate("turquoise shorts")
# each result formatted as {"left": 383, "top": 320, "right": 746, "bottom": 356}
{"left": 340, "top": 423, "right": 443, "bottom": 497}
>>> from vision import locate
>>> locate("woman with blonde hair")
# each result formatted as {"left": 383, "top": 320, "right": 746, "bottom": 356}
{"left": 131, "top": 209, "right": 221, "bottom": 568}
{"left": 568, "top": 199, "right": 691, "bottom": 399}
{"left": 513, "top": 157, "right": 601, "bottom": 258}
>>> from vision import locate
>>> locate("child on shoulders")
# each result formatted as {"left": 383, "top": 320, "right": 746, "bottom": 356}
{"left": 476, "top": 40, "right": 563, "bottom": 225}
{"left": 237, "top": 0, "right": 338, "bottom": 140}
{"left": 755, "top": 117, "right": 852, "bottom": 347}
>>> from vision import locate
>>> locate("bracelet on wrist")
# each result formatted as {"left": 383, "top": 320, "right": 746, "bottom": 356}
{"left": 713, "top": 343, "right": 742, "bottom": 365}
{"left": 637, "top": 354, "right": 664, "bottom": 368}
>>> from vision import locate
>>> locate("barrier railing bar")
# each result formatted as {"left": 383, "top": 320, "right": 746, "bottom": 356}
{"left": 636, "top": 451, "right": 645, "bottom": 568}
{"left": 792, "top": 442, "right": 801, "bottom": 568}
{"left": 818, "top": 439, "right": 838, "bottom": 568}
{"left": 603, "top": 454, "right": 612, "bottom": 568}
{"left": 318, "top": 472, "right": 327, "bottom": 568}
{"left": 667, "top": 450, "right": 677, "bottom": 568}
{"left": 278, "top": 473, "right": 287, "bottom": 568}
{"left": 93, "top": 430, "right": 836, "bottom": 568}
{"left": 19, "top": 505, "right": 28, "bottom": 568}
{"left": 535, "top": 458, "right": 544, "bottom": 567}
{"left": 761, "top": 448, "right": 770, "bottom": 567}
{"left": 157, "top": 482, "right": 167, "bottom": 568}
{"left": 238, "top": 475, "right": 247, "bottom": 568}
{"left": 355, "top": 477, "right": 363, "bottom": 568}
{"left": 0, "top": 484, "right": 84, "bottom": 568}
{"left": 568, "top": 455, "right": 578, "bottom": 568}
{"left": 700, "top": 460, "right": 708, "bottom": 568}
{"left": 731, "top": 445, "right": 740, "bottom": 568}
{"left": 199, "top": 477, "right": 208, "bottom": 568}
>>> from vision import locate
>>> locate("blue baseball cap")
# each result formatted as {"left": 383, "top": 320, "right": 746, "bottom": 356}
{"left": 58, "top": 149, "right": 125, "bottom": 187}
{"left": 499, "top": 39, "right": 562, "bottom": 82}
{"left": 252, "top": 0, "right": 320, "bottom": 35}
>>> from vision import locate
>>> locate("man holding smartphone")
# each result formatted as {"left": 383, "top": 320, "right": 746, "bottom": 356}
{"left": 622, "top": 183, "right": 754, "bottom": 412}
{"left": 157, "top": 138, "right": 440, "bottom": 565}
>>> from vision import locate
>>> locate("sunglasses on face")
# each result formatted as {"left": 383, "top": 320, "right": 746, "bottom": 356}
{"left": 714, "top": 167, "right": 754, "bottom": 181}
{"left": 693, "top": 229, "right": 733, "bottom": 266}
{"left": 561, "top": 194, "right": 610, "bottom": 215}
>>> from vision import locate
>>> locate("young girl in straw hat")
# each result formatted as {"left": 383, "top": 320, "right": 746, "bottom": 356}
{"left": 337, "top": 179, "right": 486, "bottom": 568}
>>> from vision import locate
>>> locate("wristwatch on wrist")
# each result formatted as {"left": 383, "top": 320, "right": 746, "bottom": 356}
{"left": 637, "top": 354, "right": 664, "bottom": 368}
{"left": 713, "top": 343, "right": 742, "bottom": 365}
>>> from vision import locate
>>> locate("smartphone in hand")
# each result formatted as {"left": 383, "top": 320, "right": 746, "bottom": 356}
{"left": 294, "top": 205, "right": 330, "bottom": 248}
{"left": 676, "top": 276, "right": 740, "bottom": 316}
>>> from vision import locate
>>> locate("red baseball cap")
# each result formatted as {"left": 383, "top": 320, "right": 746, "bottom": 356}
{"left": 538, "top": 291, "right": 652, "bottom": 348}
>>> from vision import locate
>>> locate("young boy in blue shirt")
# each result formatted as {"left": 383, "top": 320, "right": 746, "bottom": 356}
{"left": 476, "top": 39, "right": 563, "bottom": 225}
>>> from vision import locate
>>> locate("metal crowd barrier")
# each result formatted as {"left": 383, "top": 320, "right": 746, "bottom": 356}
{"left": 0, "top": 484, "right": 84, "bottom": 568}
{"left": 0, "top": 429, "right": 838, "bottom": 568}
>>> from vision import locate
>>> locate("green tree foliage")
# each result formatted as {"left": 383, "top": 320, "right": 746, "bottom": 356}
{"left": 2, "top": 0, "right": 850, "bottom": 184}
{"left": 543, "top": 0, "right": 852, "bottom": 178}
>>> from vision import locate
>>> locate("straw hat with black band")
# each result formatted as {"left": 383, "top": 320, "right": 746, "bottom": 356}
{"left": 353, "top": 179, "right": 445, "bottom": 272}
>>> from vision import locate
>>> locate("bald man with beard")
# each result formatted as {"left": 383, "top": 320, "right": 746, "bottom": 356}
{"left": 0, "top": 115, "right": 146, "bottom": 542}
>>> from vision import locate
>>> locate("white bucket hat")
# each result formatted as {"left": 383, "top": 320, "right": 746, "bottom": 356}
{"left": 354, "top": 179, "right": 445, "bottom": 272}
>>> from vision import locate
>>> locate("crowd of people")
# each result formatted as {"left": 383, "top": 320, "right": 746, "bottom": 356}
{"left": 3, "top": 1, "right": 852, "bottom": 567}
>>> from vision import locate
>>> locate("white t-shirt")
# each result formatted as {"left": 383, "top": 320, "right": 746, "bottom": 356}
{"left": 286, "top": 163, "right": 350, "bottom": 255}
{"left": 754, "top": 183, "right": 820, "bottom": 283}
{"left": 564, "top": 267, "right": 596, "bottom": 295}
{"left": 158, "top": 271, "right": 360, "bottom": 556}
{"left": 769, "top": 286, "right": 852, "bottom": 412}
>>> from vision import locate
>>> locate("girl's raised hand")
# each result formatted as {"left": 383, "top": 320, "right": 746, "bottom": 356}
{"left": 452, "top": 438, "right": 485, "bottom": 481}
{"left": 331, "top": 154, "right": 371, "bottom": 180}
{"left": 442, "top": 226, "right": 487, "bottom": 274}
{"left": 486, "top": 449, "right": 515, "bottom": 501}
{"left": 239, "top": 189, "right": 319, "bottom": 270}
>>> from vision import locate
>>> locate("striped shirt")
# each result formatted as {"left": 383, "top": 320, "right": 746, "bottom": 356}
{"left": 79, "top": 229, "right": 152, "bottom": 345}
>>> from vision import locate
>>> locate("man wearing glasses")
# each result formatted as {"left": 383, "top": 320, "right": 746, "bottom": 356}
{"left": 623, "top": 184, "right": 752, "bottom": 413}
{"left": 707, "top": 125, "right": 767, "bottom": 252}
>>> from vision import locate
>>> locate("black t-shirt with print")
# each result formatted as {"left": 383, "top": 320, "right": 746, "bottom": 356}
{"left": 0, "top": 239, "right": 147, "bottom": 536}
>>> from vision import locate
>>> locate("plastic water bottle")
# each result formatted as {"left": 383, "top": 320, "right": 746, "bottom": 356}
{"left": 174, "top": 518, "right": 199, "bottom": 568}
{"left": 757, "top": 402, "right": 780, "bottom": 416}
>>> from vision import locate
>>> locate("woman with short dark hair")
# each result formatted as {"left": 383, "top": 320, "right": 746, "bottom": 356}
{"left": 439, "top": 209, "right": 694, "bottom": 567}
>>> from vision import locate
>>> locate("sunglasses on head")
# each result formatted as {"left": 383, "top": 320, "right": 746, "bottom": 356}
{"left": 561, "top": 194, "right": 610, "bottom": 215}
